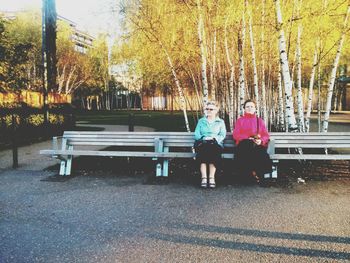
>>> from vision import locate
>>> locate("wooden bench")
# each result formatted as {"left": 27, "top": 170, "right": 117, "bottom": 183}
{"left": 40, "top": 131, "right": 350, "bottom": 177}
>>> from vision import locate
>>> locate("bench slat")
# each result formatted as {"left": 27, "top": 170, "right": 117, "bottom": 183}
{"left": 69, "top": 142, "right": 156, "bottom": 146}
{"left": 40, "top": 150, "right": 195, "bottom": 158}
{"left": 270, "top": 154, "right": 350, "bottom": 160}
{"left": 40, "top": 149, "right": 350, "bottom": 160}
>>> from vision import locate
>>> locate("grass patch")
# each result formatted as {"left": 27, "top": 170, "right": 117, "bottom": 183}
{"left": 75, "top": 110, "right": 200, "bottom": 131}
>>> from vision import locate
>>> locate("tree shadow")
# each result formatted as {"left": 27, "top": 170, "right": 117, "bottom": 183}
{"left": 147, "top": 222, "right": 350, "bottom": 260}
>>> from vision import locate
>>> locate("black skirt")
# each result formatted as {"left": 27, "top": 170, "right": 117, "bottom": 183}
{"left": 234, "top": 139, "right": 272, "bottom": 176}
{"left": 195, "top": 140, "right": 223, "bottom": 167}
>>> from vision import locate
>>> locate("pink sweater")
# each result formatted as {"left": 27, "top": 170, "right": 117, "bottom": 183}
{"left": 233, "top": 113, "right": 270, "bottom": 147}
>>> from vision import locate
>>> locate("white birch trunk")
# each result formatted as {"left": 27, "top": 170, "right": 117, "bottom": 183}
{"left": 189, "top": 68, "right": 202, "bottom": 117}
{"left": 238, "top": 13, "right": 246, "bottom": 116}
{"left": 274, "top": 0, "right": 297, "bottom": 130}
{"left": 261, "top": 67, "right": 267, "bottom": 125}
{"left": 322, "top": 5, "right": 350, "bottom": 132}
{"left": 305, "top": 42, "right": 319, "bottom": 132}
{"left": 96, "top": 96, "right": 100, "bottom": 110}
{"left": 260, "top": 0, "right": 268, "bottom": 125}
{"left": 246, "top": 0, "right": 259, "bottom": 116}
{"left": 318, "top": 60, "right": 322, "bottom": 132}
{"left": 197, "top": 0, "right": 209, "bottom": 106}
{"left": 278, "top": 65, "right": 285, "bottom": 130}
{"left": 129, "top": 16, "right": 191, "bottom": 131}
{"left": 296, "top": 25, "right": 305, "bottom": 132}
{"left": 224, "top": 17, "right": 236, "bottom": 131}
{"left": 65, "top": 66, "right": 76, "bottom": 94}
{"left": 211, "top": 30, "right": 217, "bottom": 100}
{"left": 290, "top": 47, "right": 297, "bottom": 94}
{"left": 161, "top": 42, "right": 191, "bottom": 132}
{"left": 57, "top": 65, "right": 66, "bottom": 93}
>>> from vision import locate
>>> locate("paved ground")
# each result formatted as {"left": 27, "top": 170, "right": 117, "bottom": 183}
{"left": 0, "top": 169, "right": 349, "bottom": 262}
{"left": 0, "top": 118, "right": 350, "bottom": 262}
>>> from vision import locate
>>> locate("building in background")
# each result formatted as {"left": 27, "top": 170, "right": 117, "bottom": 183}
{"left": 58, "top": 15, "right": 94, "bottom": 54}
{"left": 1, "top": 10, "right": 94, "bottom": 54}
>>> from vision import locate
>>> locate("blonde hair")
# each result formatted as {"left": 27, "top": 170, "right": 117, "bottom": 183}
{"left": 206, "top": 100, "right": 219, "bottom": 109}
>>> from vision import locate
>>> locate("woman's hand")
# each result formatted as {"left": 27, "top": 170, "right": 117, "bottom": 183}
{"left": 254, "top": 138, "right": 262, "bottom": 145}
{"left": 250, "top": 134, "right": 261, "bottom": 145}
{"left": 203, "top": 136, "right": 213, "bottom": 140}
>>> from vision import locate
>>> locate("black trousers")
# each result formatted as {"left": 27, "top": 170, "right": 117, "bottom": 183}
{"left": 234, "top": 139, "right": 273, "bottom": 177}
{"left": 195, "top": 141, "right": 223, "bottom": 168}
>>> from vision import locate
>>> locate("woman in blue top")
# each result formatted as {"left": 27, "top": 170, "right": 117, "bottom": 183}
{"left": 194, "top": 101, "right": 227, "bottom": 188}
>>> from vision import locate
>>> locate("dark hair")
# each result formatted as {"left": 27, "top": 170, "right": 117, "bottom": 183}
{"left": 243, "top": 99, "right": 256, "bottom": 108}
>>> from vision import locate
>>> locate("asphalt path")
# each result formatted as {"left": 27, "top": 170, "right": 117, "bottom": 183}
{"left": 0, "top": 169, "right": 349, "bottom": 262}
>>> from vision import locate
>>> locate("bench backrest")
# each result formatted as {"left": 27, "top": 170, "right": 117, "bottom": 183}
{"left": 63, "top": 131, "right": 350, "bottom": 150}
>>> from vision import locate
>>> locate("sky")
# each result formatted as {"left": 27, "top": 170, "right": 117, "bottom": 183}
{"left": 1, "top": 0, "right": 122, "bottom": 37}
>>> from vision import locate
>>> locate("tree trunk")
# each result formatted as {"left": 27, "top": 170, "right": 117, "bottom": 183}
{"left": 189, "top": 68, "right": 202, "bottom": 119}
{"left": 318, "top": 59, "right": 322, "bottom": 132}
{"left": 210, "top": 30, "right": 217, "bottom": 100}
{"left": 246, "top": 0, "right": 259, "bottom": 116}
{"left": 278, "top": 65, "right": 285, "bottom": 131}
{"left": 57, "top": 65, "right": 66, "bottom": 93}
{"left": 305, "top": 43, "right": 318, "bottom": 132}
{"left": 322, "top": 5, "right": 350, "bottom": 132}
{"left": 296, "top": 25, "right": 305, "bottom": 132}
{"left": 162, "top": 42, "right": 191, "bottom": 132}
{"left": 238, "top": 13, "right": 246, "bottom": 116}
{"left": 224, "top": 17, "right": 236, "bottom": 131}
{"left": 260, "top": 0, "right": 268, "bottom": 125}
{"left": 197, "top": 0, "right": 209, "bottom": 107}
{"left": 65, "top": 66, "right": 76, "bottom": 94}
{"left": 274, "top": 0, "right": 297, "bottom": 130}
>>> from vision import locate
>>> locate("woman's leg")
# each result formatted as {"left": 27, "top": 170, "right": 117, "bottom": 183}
{"left": 208, "top": 163, "right": 216, "bottom": 188}
{"left": 200, "top": 163, "right": 208, "bottom": 188}
{"left": 254, "top": 146, "right": 273, "bottom": 177}
{"left": 235, "top": 140, "right": 255, "bottom": 177}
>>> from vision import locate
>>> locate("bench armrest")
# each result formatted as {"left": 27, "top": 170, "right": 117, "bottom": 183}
{"left": 267, "top": 139, "right": 275, "bottom": 155}
{"left": 52, "top": 136, "right": 64, "bottom": 149}
{"left": 52, "top": 136, "right": 64, "bottom": 158}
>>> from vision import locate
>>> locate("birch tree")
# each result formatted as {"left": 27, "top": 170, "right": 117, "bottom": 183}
{"left": 197, "top": 0, "right": 209, "bottom": 107}
{"left": 274, "top": 0, "right": 297, "bottom": 130}
{"left": 296, "top": 25, "right": 305, "bottom": 132}
{"left": 125, "top": 0, "right": 191, "bottom": 131}
{"left": 277, "top": 64, "right": 285, "bottom": 130}
{"left": 238, "top": 12, "right": 246, "bottom": 116}
{"left": 224, "top": 16, "right": 236, "bottom": 131}
{"left": 305, "top": 42, "right": 319, "bottom": 132}
{"left": 209, "top": 30, "right": 217, "bottom": 100}
{"left": 260, "top": 0, "right": 268, "bottom": 125}
{"left": 117, "top": 0, "right": 350, "bottom": 131}
{"left": 322, "top": 4, "right": 350, "bottom": 132}
{"left": 246, "top": 0, "right": 259, "bottom": 116}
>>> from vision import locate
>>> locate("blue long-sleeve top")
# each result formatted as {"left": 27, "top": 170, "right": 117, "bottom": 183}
{"left": 194, "top": 117, "right": 227, "bottom": 147}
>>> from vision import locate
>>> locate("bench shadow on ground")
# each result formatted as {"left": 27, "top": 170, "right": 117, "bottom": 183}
{"left": 146, "top": 222, "right": 350, "bottom": 260}
{"left": 42, "top": 156, "right": 350, "bottom": 187}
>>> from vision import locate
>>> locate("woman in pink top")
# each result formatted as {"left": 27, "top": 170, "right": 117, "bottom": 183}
{"left": 233, "top": 99, "right": 272, "bottom": 182}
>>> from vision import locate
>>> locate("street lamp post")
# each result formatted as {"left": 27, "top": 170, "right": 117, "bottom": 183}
{"left": 42, "top": 0, "right": 57, "bottom": 133}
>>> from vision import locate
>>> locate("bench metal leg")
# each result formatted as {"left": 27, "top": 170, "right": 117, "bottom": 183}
{"left": 59, "top": 138, "right": 68, "bottom": 176}
{"left": 272, "top": 160, "right": 278, "bottom": 178}
{"left": 65, "top": 145, "right": 73, "bottom": 176}
{"left": 162, "top": 147, "right": 169, "bottom": 177}
{"left": 156, "top": 163, "right": 162, "bottom": 177}
{"left": 154, "top": 138, "right": 164, "bottom": 177}
{"left": 263, "top": 160, "right": 279, "bottom": 179}
{"left": 59, "top": 160, "right": 66, "bottom": 175}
